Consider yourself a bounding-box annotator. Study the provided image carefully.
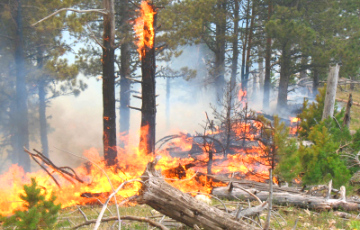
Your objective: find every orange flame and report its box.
[0,120,274,215]
[133,1,156,58]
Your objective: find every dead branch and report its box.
[32,8,108,26]
[71,215,169,230]
[94,179,143,230]
[24,148,84,184]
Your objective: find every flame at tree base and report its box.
[0,133,272,216]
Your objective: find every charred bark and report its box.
[14,0,30,172]
[102,0,117,166]
[140,7,157,155]
[136,160,256,230]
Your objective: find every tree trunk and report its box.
[230,0,239,87]
[245,0,255,93]
[240,0,250,91]
[342,93,352,128]
[37,48,49,158]
[300,57,308,79]
[166,77,170,129]
[140,7,157,155]
[276,45,290,112]
[38,80,49,158]
[263,0,272,111]
[102,0,117,166]
[313,67,320,97]
[136,161,256,230]
[15,0,30,172]
[214,0,227,97]
[119,0,131,149]
[322,64,340,120]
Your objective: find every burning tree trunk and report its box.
[102,0,117,166]
[322,64,340,120]
[136,160,257,230]
[135,2,157,155]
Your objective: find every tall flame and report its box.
[133,1,156,58]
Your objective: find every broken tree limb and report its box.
[212,186,360,211]
[71,216,169,230]
[336,98,360,106]
[236,201,269,219]
[136,160,259,230]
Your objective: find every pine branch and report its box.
[32,8,108,27]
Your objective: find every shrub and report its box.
[1,178,61,230]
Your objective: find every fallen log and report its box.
[212,186,360,211]
[337,98,360,106]
[136,159,259,230]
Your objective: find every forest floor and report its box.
[54,87,360,229]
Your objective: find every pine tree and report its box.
[1,178,61,230]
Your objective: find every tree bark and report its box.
[119,0,131,149]
[322,64,340,120]
[263,0,272,111]
[102,0,117,166]
[136,161,256,230]
[140,6,157,155]
[15,0,30,172]
[312,66,320,97]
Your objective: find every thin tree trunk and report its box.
[342,93,352,128]
[245,0,255,92]
[214,0,227,96]
[313,68,319,96]
[300,56,308,79]
[38,80,49,158]
[119,0,131,149]
[263,0,272,111]
[276,45,290,112]
[322,64,340,120]
[166,77,170,129]
[15,0,30,172]
[37,48,49,158]
[241,0,250,91]
[140,6,157,155]
[230,0,239,87]
[102,0,117,166]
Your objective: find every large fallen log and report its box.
[136,159,259,230]
[212,186,360,211]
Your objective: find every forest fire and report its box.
[0,115,273,216]
[289,116,300,135]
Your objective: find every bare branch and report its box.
[71,215,169,230]
[32,8,108,27]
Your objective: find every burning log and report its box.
[212,185,360,211]
[136,159,259,230]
